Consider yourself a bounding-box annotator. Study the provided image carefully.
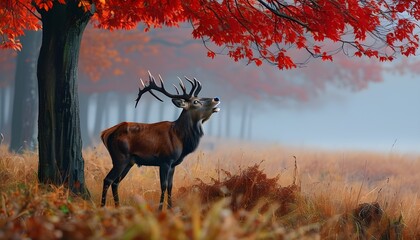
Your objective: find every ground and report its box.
[0,142,419,239]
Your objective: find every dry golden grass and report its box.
[1,142,420,239]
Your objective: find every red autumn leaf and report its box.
[321,52,333,61]
[207,51,216,59]
[313,45,321,54]
[395,3,408,13]
[254,58,263,66]
[34,0,54,11]
[379,56,387,62]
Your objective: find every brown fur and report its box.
[100,122,125,149]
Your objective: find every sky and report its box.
[235,69,420,153]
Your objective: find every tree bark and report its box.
[37,3,92,197]
[9,31,41,152]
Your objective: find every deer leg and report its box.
[101,161,128,207]
[167,167,175,209]
[101,167,118,207]
[111,163,133,207]
[158,164,171,211]
[101,175,113,207]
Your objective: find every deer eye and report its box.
[193,100,200,105]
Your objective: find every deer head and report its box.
[135,71,220,123]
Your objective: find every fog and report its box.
[251,73,420,153]
[1,27,420,153]
[49,69,420,153]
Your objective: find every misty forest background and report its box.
[2,26,419,152]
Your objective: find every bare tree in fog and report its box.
[9,31,41,152]
[0,50,16,141]
[79,92,92,147]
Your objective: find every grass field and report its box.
[1,142,419,239]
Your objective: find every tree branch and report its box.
[257,0,310,30]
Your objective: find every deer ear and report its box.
[172,99,187,108]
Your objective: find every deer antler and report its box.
[135,71,202,108]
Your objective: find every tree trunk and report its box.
[1,86,14,143]
[0,87,6,141]
[37,3,92,197]
[217,105,223,138]
[142,99,152,123]
[134,101,142,122]
[0,88,4,132]
[247,110,253,140]
[240,105,247,140]
[207,112,214,136]
[9,31,41,152]
[117,94,128,123]
[158,101,165,121]
[79,92,91,147]
[104,93,111,127]
[225,102,231,138]
[93,92,107,138]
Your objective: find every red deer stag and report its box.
[100,72,220,210]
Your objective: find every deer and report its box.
[100,72,220,210]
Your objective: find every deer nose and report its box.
[214,97,220,102]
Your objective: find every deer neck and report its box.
[174,110,203,155]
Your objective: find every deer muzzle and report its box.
[212,97,221,113]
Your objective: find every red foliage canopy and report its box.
[1,0,419,69]
[79,27,152,83]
